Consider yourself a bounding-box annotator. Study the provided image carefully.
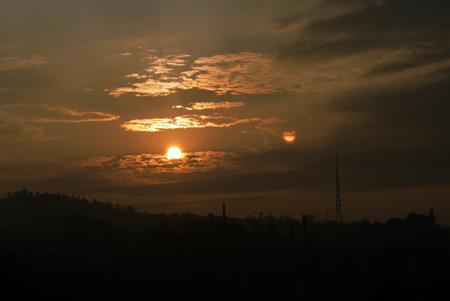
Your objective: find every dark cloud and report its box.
[320,76,450,194]
[276,0,450,75]
[276,35,403,62]
[309,0,450,40]
[331,76,450,145]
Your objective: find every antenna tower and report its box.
[335,155,343,223]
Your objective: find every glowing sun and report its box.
[283,131,296,144]
[167,147,182,159]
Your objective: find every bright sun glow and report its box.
[167,147,182,159]
[283,131,296,144]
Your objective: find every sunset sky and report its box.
[1,0,449,224]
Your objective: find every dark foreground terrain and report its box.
[1,189,449,300]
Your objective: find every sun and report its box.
[167,147,182,159]
[283,131,296,144]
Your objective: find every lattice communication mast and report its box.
[335,155,343,223]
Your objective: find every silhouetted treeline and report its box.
[0,189,449,300]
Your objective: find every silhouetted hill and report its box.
[0,188,209,231]
[1,189,449,300]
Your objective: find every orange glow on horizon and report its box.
[283,131,295,144]
[167,147,182,159]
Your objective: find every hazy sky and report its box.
[1,0,449,224]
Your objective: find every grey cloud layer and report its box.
[329,75,450,150]
[276,0,450,76]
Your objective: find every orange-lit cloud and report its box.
[124,73,148,79]
[144,66,173,74]
[106,52,132,60]
[173,102,244,110]
[140,53,190,67]
[31,151,245,187]
[23,147,305,190]
[107,52,308,97]
[108,78,187,97]
[185,52,298,95]
[109,49,396,99]
[107,52,193,97]
[121,115,260,132]
[99,150,241,175]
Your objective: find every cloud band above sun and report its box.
[121,115,260,132]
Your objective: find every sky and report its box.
[1,0,449,224]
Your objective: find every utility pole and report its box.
[335,155,343,223]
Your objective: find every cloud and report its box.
[124,73,147,79]
[108,78,187,97]
[107,52,307,97]
[363,43,450,77]
[185,52,303,95]
[140,53,190,67]
[82,150,241,175]
[0,120,59,142]
[173,102,244,110]
[0,55,48,71]
[327,74,450,153]
[273,13,303,31]
[0,104,120,142]
[10,150,246,189]
[275,0,450,77]
[144,66,173,74]
[11,147,310,192]
[121,115,260,132]
[106,52,133,60]
[106,51,194,97]
[0,104,120,123]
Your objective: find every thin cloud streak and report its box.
[0,104,120,123]
[0,104,119,142]
[173,102,244,111]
